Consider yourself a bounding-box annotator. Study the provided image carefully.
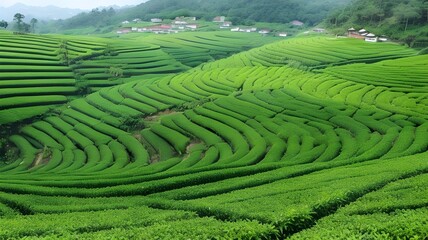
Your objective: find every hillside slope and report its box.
[60,0,351,29]
[0,36,427,239]
[325,0,428,46]
[0,31,275,125]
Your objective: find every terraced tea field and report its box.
[0,33,427,239]
[0,31,275,124]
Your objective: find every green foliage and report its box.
[0,30,271,124]
[13,13,25,32]
[61,8,116,29]
[0,20,8,29]
[0,138,19,163]
[108,65,124,78]
[120,117,146,132]
[30,18,38,33]
[105,0,351,27]
[326,0,428,43]
[174,97,214,111]
[0,33,427,240]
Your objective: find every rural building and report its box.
[231,27,240,32]
[140,24,173,34]
[116,28,132,34]
[291,20,304,26]
[220,21,232,28]
[173,20,188,25]
[185,24,198,30]
[358,29,368,35]
[347,27,386,42]
[258,29,270,34]
[239,28,251,33]
[278,32,288,37]
[176,16,197,21]
[151,18,163,23]
[131,27,138,31]
[239,27,257,33]
[347,27,365,39]
[313,28,325,33]
[347,27,357,36]
[213,16,226,22]
[121,20,130,24]
[133,18,141,23]
[365,33,378,42]
[378,35,388,42]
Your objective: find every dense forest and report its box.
[59,0,351,29]
[60,8,117,30]
[326,0,428,46]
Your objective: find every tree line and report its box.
[326,0,428,45]
[58,8,116,29]
[0,13,38,33]
[123,0,352,26]
[56,0,352,30]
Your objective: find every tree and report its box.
[403,34,416,47]
[364,2,383,24]
[393,3,420,31]
[30,18,38,33]
[23,23,31,33]
[109,66,124,77]
[13,13,25,32]
[422,0,428,22]
[0,20,8,29]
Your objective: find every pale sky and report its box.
[0,0,145,9]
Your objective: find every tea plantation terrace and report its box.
[0,35,427,239]
[0,31,275,124]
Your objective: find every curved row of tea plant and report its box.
[0,31,276,124]
[321,55,428,93]
[0,35,427,239]
[201,36,417,70]
[142,32,277,67]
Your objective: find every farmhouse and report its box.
[291,20,304,26]
[230,27,240,32]
[278,32,288,37]
[185,24,198,30]
[358,29,368,35]
[133,18,141,23]
[378,35,388,42]
[139,24,174,34]
[258,29,270,34]
[220,21,232,28]
[176,16,197,21]
[347,27,387,42]
[347,27,357,36]
[239,27,257,33]
[174,20,188,25]
[213,16,226,23]
[313,28,325,33]
[116,28,132,34]
[239,28,251,33]
[365,33,378,42]
[348,27,365,39]
[151,18,163,23]
[121,20,130,24]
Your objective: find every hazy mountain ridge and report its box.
[0,3,84,21]
[56,0,351,30]
[122,0,352,25]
